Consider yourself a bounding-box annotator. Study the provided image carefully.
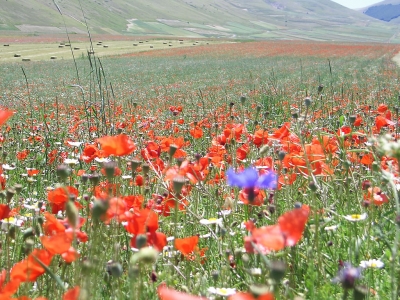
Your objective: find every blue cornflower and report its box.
[226,167,277,190]
[332,262,362,289]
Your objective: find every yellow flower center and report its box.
[351,214,361,219]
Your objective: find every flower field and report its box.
[0,40,400,299]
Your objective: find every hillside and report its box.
[0,0,400,42]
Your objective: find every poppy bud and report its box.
[6,188,15,202]
[304,97,312,107]
[211,270,219,281]
[142,164,150,175]
[173,176,186,195]
[92,200,109,221]
[269,260,286,282]
[169,144,178,158]
[130,247,158,265]
[309,181,317,192]
[103,161,117,179]
[14,184,23,194]
[24,238,35,254]
[130,159,141,172]
[278,150,286,161]
[136,234,147,249]
[57,164,71,180]
[107,261,123,278]
[256,105,262,112]
[240,95,247,104]
[22,227,35,241]
[81,174,89,184]
[89,173,100,186]
[318,84,324,93]
[66,200,79,229]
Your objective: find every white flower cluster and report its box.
[372,134,400,158]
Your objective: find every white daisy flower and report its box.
[200,218,223,225]
[344,213,367,222]
[207,287,236,297]
[360,259,384,269]
[67,141,83,147]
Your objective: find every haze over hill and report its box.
[0,0,399,42]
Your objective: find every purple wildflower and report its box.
[226,167,277,190]
[332,262,362,289]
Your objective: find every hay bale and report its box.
[139,41,144,44]
[133,43,138,46]
[3,44,9,47]
[58,45,64,48]
[22,58,31,62]
[65,44,70,46]
[163,42,167,44]
[179,39,183,42]
[14,54,21,57]
[88,51,95,54]
[98,41,102,44]
[103,45,108,48]
[60,42,65,45]
[73,47,80,50]
[150,45,153,48]
[169,44,173,47]
[50,56,57,60]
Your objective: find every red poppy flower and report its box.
[10,249,54,282]
[245,206,309,254]
[158,285,207,300]
[228,292,274,300]
[0,204,10,220]
[190,126,203,139]
[63,286,80,300]
[0,109,14,126]
[81,144,100,163]
[97,134,136,157]
[175,235,199,256]
[125,208,159,235]
[47,186,79,214]
[40,231,73,254]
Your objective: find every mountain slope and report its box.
[0,0,399,42]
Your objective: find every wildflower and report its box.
[97,134,136,157]
[344,213,367,222]
[227,167,277,189]
[359,259,384,269]
[0,108,14,126]
[332,262,362,289]
[200,218,223,225]
[244,205,309,254]
[228,292,274,300]
[227,167,276,204]
[175,235,199,256]
[67,141,83,147]
[158,285,207,300]
[208,287,236,296]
